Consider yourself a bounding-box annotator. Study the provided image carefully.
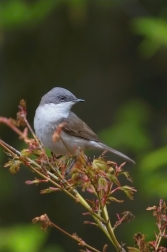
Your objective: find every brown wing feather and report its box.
[63,112,99,141]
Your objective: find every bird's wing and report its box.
[61,113,135,164]
[62,112,99,141]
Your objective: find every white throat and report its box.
[47,101,74,119]
[38,101,74,122]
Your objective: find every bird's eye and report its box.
[59,95,65,101]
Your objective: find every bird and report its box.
[34,87,135,164]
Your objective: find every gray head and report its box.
[39,87,84,106]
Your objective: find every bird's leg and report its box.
[65,154,90,177]
[65,157,76,177]
[51,152,63,161]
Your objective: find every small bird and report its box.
[34,87,135,164]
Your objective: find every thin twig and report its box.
[0,139,21,157]
[0,117,28,141]
[50,221,101,252]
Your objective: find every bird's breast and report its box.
[33,104,88,154]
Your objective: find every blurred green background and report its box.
[0,0,167,251]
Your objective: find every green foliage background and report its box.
[0,0,167,251]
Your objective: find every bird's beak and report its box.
[76,98,85,102]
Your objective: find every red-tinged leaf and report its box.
[148,241,156,247]
[4,151,13,157]
[92,159,107,170]
[97,177,108,192]
[106,160,116,166]
[52,122,66,142]
[32,150,43,156]
[127,247,140,252]
[19,99,27,110]
[82,212,91,216]
[108,174,120,186]
[40,187,60,194]
[146,206,157,211]
[133,233,148,251]
[9,118,18,126]
[102,244,108,252]
[121,211,135,223]
[86,169,95,177]
[49,187,60,191]
[114,211,135,229]
[72,233,80,239]
[25,180,39,185]
[8,160,21,174]
[21,149,31,157]
[4,160,13,167]
[72,234,86,247]
[121,171,133,182]
[25,178,48,185]
[107,166,115,173]
[84,221,98,226]
[116,162,126,173]
[109,197,124,203]
[17,100,27,126]
[120,186,137,200]
[32,214,50,232]
[86,187,95,193]
[40,189,52,194]
[78,241,86,247]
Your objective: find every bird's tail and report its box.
[100,143,135,164]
